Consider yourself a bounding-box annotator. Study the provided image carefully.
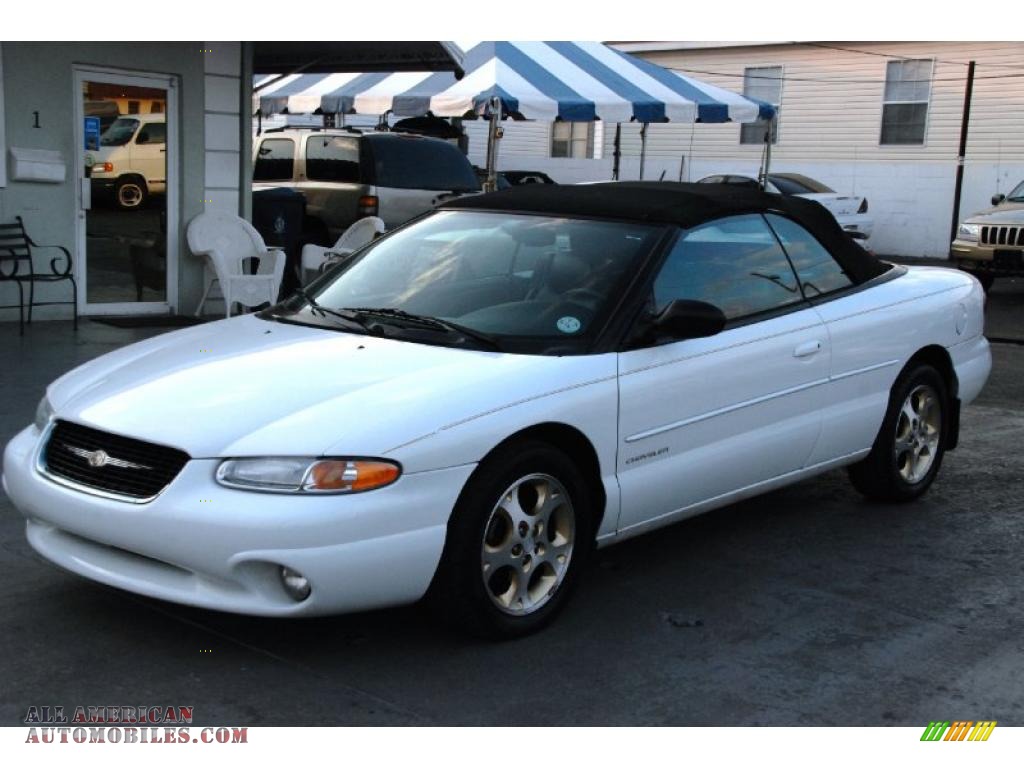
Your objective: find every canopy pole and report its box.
[612,123,621,181]
[484,96,503,193]
[638,122,649,180]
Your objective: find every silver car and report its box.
[253,128,481,241]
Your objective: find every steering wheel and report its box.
[561,287,604,306]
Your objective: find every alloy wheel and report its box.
[894,384,941,484]
[480,473,575,616]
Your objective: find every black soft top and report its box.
[442,181,888,284]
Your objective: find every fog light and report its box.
[280,566,311,601]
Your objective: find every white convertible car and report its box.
[3,183,991,638]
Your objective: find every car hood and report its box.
[46,315,602,460]
[965,202,1024,224]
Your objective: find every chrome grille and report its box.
[42,420,190,501]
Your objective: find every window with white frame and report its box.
[740,65,782,145]
[551,121,594,158]
[880,59,933,145]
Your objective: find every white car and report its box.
[2,183,990,638]
[697,173,874,239]
[89,114,166,210]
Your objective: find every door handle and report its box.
[793,340,823,358]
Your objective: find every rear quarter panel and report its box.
[806,265,985,464]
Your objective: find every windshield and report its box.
[1007,180,1024,202]
[100,118,139,147]
[274,210,665,353]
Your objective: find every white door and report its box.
[74,68,178,315]
[616,214,830,535]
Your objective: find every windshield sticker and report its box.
[556,316,581,334]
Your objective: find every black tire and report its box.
[115,176,148,210]
[429,440,595,639]
[848,364,949,502]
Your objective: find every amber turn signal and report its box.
[305,459,400,492]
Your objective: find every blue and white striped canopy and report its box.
[256,41,775,124]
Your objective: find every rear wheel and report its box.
[430,440,594,639]
[848,364,948,502]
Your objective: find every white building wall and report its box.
[203,42,241,214]
[606,41,1024,258]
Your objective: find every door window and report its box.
[253,138,295,181]
[652,214,802,320]
[766,214,853,297]
[135,123,165,145]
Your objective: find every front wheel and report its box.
[848,364,948,502]
[430,441,594,639]
[115,177,148,210]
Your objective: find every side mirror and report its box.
[992,193,1006,206]
[653,299,727,340]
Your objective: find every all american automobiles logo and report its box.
[23,705,247,745]
[920,720,997,741]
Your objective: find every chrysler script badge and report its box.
[64,445,151,471]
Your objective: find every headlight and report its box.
[34,396,54,432]
[958,223,980,241]
[215,457,401,494]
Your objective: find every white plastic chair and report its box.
[187,212,287,317]
[300,216,385,282]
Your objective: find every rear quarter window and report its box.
[253,138,295,181]
[305,135,362,183]
[367,137,479,192]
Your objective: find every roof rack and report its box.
[261,125,365,135]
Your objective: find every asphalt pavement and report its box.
[0,277,1021,726]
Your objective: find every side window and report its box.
[136,123,165,145]
[653,214,802,321]
[305,135,361,183]
[369,138,479,192]
[253,138,295,181]
[766,214,853,297]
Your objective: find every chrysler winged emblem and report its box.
[64,445,151,471]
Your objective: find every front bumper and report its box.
[90,178,117,195]
[3,425,474,616]
[952,239,1024,276]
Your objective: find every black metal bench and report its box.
[0,216,78,334]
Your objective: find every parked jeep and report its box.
[952,179,1024,291]
[88,114,166,210]
[252,128,480,242]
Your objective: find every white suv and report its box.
[88,114,166,210]
[253,128,480,241]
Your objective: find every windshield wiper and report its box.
[290,289,373,331]
[343,307,503,351]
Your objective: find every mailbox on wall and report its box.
[8,147,66,183]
